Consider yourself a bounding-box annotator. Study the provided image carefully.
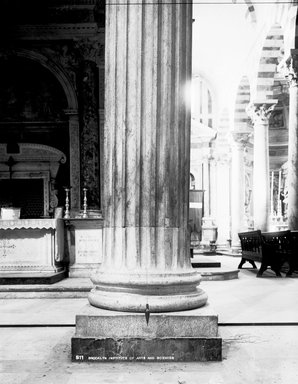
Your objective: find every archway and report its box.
[0,56,74,216]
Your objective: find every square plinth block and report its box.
[71,304,222,362]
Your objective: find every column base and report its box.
[89,270,208,312]
[71,304,222,362]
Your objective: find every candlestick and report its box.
[82,187,88,218]
[277,170,282,216]
[64,187,71,219]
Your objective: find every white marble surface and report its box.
[0,326,298,384]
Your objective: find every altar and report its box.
[0,218,65,284]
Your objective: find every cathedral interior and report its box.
[0,0,298,382]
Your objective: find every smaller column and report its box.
[202,156,210,217]
[230,133,247,249]
[200,149,218,250]
[215,155,231,247]
[247,101,277,231]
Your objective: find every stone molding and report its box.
[5,24,104,40]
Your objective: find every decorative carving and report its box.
[49,179,59,215]
[230,131,252,150]
[0,143,66,164]
[246,102,277,124]
[74,38,104,64]
[279,50,298,87]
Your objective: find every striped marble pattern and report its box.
[256,25,284,100]
[234,76,251,132]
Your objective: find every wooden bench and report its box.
[260,230,291,277]
[238,230,262,271]
[238,230,293,277]
[287,230,298,276]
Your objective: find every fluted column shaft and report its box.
[247,102,277,231]
[89,0,207,312]
[286,50,298,230]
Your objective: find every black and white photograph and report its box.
[0,0,298,383]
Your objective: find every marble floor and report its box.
[0,259,298,383]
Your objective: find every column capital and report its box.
[246,101,277,125]
[278,49,298,88]
[230,131,251,149]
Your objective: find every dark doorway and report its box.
[0,179,44,218]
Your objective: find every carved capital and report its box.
[246,101,277,125]
[74,38,104,64]
[230,131,252,149]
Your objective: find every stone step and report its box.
[191,255,239,281]
[200,269,239,281]
[192,261,221,268]
[0,271,67,285]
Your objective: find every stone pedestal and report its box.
[88,0,207,313]
[67,218,103,278]
[72,305,222,362]
[0,219,65,283]
[247,102,277,231]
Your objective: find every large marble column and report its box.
[89,0,207,313]
[230,133,247,248]
[247,102,277,231]
[286,50,298,230]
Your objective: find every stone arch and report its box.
[255,24,285,101]
[243,0,257,24]
[282,3,298,54]
[0,48,81,210]
[191,74,217,129]
[3,48,78,111]
[234,76,251,131]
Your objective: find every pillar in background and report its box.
[286,50,298,230]
[230,133,247,248]
[89,0,207,312]
[247,102,277,231]
[215,156,231,246]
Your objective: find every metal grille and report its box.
[0,179,44,218]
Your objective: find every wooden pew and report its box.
[259,230,291,277]
[238,230,261,270]
[287,230,298,276]
[238,230,292,277]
